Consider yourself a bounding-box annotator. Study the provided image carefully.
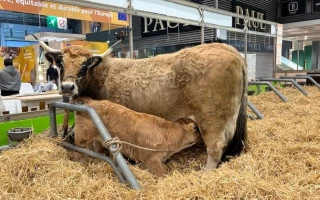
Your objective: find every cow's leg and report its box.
[62,109,70,138]
[200,119,231,169]
[144,156,168,177]
[222,105,241,161]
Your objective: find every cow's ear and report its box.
[87,56,103,71]
[45,52,63,67]
[45,52,55,64]
[78,56,103,77]
[45,52,62,63]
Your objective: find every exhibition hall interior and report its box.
[0,1,319,199]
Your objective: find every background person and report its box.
[42,79,57,92]
[0,58,21,96]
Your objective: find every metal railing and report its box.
[279,76,320,90]
[247,99,264,120]
[259,78,308,97]
[49,102,141,190]
[248,81,288,102]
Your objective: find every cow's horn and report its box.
[31,34,61,53]
[93,39,122,58]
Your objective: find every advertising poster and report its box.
[0,46,36,83]
[63,41,109,54]
[0,1,128,24]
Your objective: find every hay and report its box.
[1,86,320,199]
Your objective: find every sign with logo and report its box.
[47,16,67,29]
[118,12,127,21]
[0,0,128,25]
[232,0,267,32]
[141,17,200,38]
[280,0,306,17]
[312,0,320,13]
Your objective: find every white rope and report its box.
[104,137,198,153]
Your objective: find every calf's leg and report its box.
[93,140,105,154]
[144,156,168,177]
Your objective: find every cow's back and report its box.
[99,43,245,121]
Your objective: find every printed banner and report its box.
[63,41,109,54]
[0,0,129,24]
[0,45,36,83]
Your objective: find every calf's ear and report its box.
[186,123,197,132]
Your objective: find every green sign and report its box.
[47,16,67,29]
[47,16,57,28]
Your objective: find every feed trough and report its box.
[7,127,33,142]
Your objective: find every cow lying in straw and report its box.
[67,96,200,177]
[34,35,247,169]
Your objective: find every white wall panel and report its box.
[203,11,232,27]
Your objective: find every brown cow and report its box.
[68,96,200,177]
[34,35,247,170]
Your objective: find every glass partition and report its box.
[280,40,315,71]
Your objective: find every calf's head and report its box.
[32,35,121,97]
[175,118,200,148]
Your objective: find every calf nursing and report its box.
[69,97,200,177]
[34,34,247,169]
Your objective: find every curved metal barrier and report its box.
[49,102,141,190]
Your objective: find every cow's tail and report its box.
[220,59,248,163]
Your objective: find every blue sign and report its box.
[118,12,127,21]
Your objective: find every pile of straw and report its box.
[0,86,319,199]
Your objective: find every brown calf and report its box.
[65,97,200,177]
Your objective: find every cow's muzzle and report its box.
[60,82,78,97]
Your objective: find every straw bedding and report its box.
[0,86,319,199]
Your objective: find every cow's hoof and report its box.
[204,160,219,170]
